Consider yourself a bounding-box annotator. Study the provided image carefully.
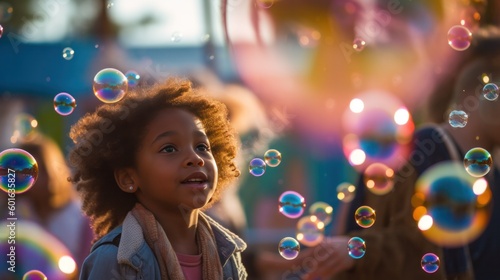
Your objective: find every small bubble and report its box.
[308,201,333,225]
[22,270,47,280]
[278,237,300,260]
[449,110,468,128]
[355,206,376,228]
[256,0,274,8]
[421,253,440,273]
[352,38,366,52]
[279,190,306,219]
[447,25,472,51]
[0,148,39,194]
[93,68,128,103]
[54,92,77,116]
[464,147,492,177]
[0,25,3,38]
[348,237,366,259]
[125,70,140,88]
[482,83,499,101]
[296,215,324,246]
[264,149,282,167]
[249,158,266,176]
[62,47,75,60]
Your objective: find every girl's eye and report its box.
[197,144,210,152]
[161,145,177,153]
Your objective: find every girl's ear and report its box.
[114,168,139,193]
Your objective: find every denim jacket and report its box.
[80,211,247,280]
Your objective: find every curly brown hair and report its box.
[68,78,240,239]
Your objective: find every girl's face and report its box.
[132,108,218,212]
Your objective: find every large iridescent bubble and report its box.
[0,149,38,194]
[413,162,490,247]
[279,190,306,219]
[93,68,128,103]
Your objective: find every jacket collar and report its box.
[94,211,247,268]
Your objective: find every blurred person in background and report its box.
[0,132,94,279]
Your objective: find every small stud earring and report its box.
[129,186,134,191]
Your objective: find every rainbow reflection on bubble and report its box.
[355,206,376,228]
[278,237,300,260]
[482,83,499,101]
[264,149,282,167]
[22,270,47,280]
[53,92,76,116]
[464,147,492,178]
[0,149,38,194]
[447,25,472,51]
[337,182,356,203]
[348,237,366,259]
[296,215,324,247]
[342,91,414,172]
[249,158,266,176]
[0,221,76,279]
[10,113,38,144]
[308,201,333,225]
[363,162,394,195]
[414,162,490,247]
[125,70,141,88]
[421,253,440,273]
[279,190,306,219]
[93,68,128,103]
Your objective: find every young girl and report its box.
[69,78,247,279]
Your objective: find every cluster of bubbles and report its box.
[278,237,300,260]
[482,83,499,101]
[348,237,366,259]
[447,25,472,51]
[355,206,376,228]
[93,68,129,103]
[279,190,306,219]
[248,149,282,177]
[448,110,468,128]
[464,147,492,177]
[0,149,38,194]
[53,92,76,116]
[62,47,75,60]
[421,253,440,273]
